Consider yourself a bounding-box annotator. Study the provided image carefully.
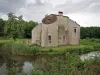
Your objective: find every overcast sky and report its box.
[0,0,100,27]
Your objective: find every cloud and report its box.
[55,0,100,14]
[0,0,100,26]
[16,0,55,22]
[0,0,27,14]
[53,0,100,26]
[68,13,100,26]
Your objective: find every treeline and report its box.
[0,13,100,39]
[0,12,38,39]
[81,27,100,39]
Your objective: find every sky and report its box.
[0,0,100,27]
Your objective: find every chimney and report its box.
[58,11,63,16]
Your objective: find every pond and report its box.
[0,50,100,75]
[0,53,62,75]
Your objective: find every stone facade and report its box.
[32,12,80,47]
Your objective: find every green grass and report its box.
[0,38,100,55]
[41,38,100,54]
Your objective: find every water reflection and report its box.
[0,51,61,75]
[0,63,6,75]
[23,61,33,74]
[80,51,100,61]
[0,54,34,75]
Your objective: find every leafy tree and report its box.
[4,12,25,40]
[80,27,100,39]
[24,21,38,38]
[17,15,25,38]
[0,18,5,37]
[4,12,38,39]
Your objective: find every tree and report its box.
[0,18,5,37]
[24,21,38,38]
[4,12,25,40]
[80,27,100,39]
[4,12,38,39]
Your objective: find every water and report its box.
[1,50,100,75]
[80,51,100,61]
[0,56,33,75]
[0,53,61,75]
[23,61,33,74]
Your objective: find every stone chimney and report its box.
[58,11,63,16]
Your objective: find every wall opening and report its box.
[63,36,65,40]
[48,35,51,43]
[74,28,76,33]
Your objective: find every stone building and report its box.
[32,12,80,47]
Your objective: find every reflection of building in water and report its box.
[32,11,80,47]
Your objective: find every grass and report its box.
[41,38,100,54]
[0,38,100,55]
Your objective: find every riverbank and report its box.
[0,38,100,55]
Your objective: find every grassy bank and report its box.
[0,38,100,55]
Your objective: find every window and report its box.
[63,36,65,40]
[74,28,76,33]
[48,36,51,40]
[48,35,51,43]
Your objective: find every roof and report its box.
[42,14,57,24]
[42,14,80,26]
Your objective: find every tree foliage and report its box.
[1,12,100,39]
[24,21,38,38]
[81,27,100,39]
[1,12,38,39]
[0,18,5,37]
[4,12,25,40]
